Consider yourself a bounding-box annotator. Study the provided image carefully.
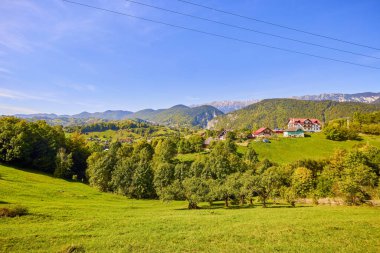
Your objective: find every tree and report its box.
[54,148,73,179]
[153,162,175,198]
[244,144,259,167]
[338,165,377,205]
[86,143,120,191]
[154,139,177,162]
[177,139,192,154]
[131,162,155,199]
[110,158,135,196]
[66,133,90,180]
[291,167,314,198]
[226,172,246,205]
[182,177,211,209]
[255,167,283,207]
[324,124,359,141]
[188,135,204,153]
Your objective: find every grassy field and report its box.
[241,133,380,164]
[177,133,380,164]
[1,165,380,252]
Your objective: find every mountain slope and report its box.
[292,92,380,104]
[373,97,380,104]
[192,100,260,113]
[127,105,223,128]
[72,110,133,120]
[208,99,380,130]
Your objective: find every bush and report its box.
[0,205,28,217]
[60,244,85,253]
[324,125,359,141]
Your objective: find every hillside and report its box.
[192,100,260,113]
[177,133,380,164]
[127,105,224,128]
[72,110,133,120]
[208,99,380,130]
[1,164,380,252]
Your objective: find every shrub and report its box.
[0,205,28,217]
[324,125,359,141]
[60,244,85,253]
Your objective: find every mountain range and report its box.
[292,92,380,103]
[207,98,380,130]
[191,100,259,113]
[15,105,223,128]
[13,91,380,129]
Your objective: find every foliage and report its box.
[128,104,224,128]
[323,124,359,141]
[54,148,74,179]
[210,99,380,130]
[291,167,314,198]
[0,205,28,217]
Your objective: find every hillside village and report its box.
[210,118,322,145]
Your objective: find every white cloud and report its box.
[58,83,96,92]
[0,104,39,115]
[0,88,64,104]
[0,88,43,100]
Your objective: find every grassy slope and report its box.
[1,165,380,252]
[237,133,380,164]
[177,134,380,164]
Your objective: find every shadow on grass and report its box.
[174,202,313,210]
[0,162,87,184]
[0,200,10,204]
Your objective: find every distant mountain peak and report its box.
[292,92,380,104]
[192,100,260,113]
[170,104,189,109]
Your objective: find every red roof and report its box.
[288,118,320,124]
[253,127,273,135]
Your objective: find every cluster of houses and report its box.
[252,118,322,138]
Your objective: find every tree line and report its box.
[0,117,90,180]
[1,116,379,209]
[87,138,380,208]
[324,111,380,141]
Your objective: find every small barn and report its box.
[283,128,305,137]
[252,127,274,137]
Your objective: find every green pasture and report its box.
[1,165,379,252]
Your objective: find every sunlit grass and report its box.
[1,164,380,252]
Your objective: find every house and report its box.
[252,127,274,137]
[273,128,284,134]
[283,128,305,137]
[287,118,321,132]
[218,130,228,140]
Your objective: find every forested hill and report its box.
[126,105,224,128]
[207,99,380,130]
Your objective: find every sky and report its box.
[0,0,379,115]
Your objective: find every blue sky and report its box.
[0,0,379,115]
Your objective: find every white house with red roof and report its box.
[252,127,274,137]
[287,118,321,132]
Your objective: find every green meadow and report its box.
[177,133,380,164]
[1,164,380,253]
[243,133,380,163]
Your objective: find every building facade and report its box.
[287,118,321,132]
